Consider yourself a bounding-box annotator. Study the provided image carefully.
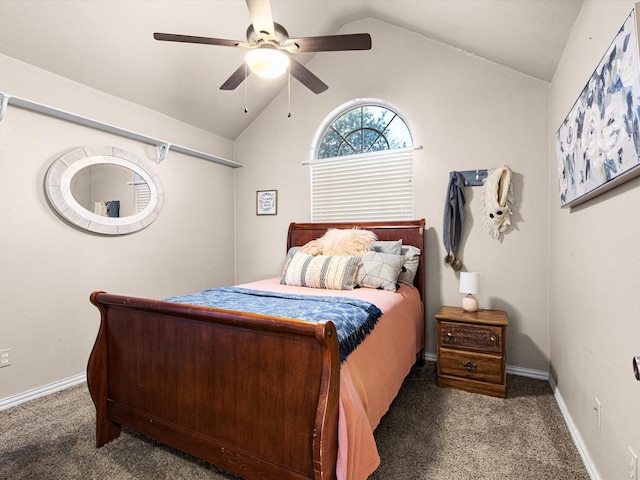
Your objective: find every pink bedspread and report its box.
[238,278,425,480]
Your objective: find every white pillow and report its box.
[398,245,421,286]
[372,239,403,255]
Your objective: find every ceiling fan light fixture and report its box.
[246,48,289,79]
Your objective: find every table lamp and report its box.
[459,272,480,312]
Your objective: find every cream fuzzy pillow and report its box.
[299,228,378,256]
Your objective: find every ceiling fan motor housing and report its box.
[246,22,295,50]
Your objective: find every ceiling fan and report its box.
[153,0,372,94]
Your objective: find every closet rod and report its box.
[0,92,243,168]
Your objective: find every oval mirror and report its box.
[69,163,151,216]
[45,146,164,235]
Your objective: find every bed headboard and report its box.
[287,219,426,304]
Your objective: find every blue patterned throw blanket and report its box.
[165,287,382,362]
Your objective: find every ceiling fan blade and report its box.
[220,64,249,90]
[287,33,372,53]
[246,0,275,38]
[154,32,248,48]
[289,58,328,94]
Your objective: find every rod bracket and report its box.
[156,143,170,163]
[0,93,9,122]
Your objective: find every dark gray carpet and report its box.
[0,362,589,479]
[369,363,589,480]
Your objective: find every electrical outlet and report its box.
[594,397,601,429]
[630,447,638,480]
[0,348,11,368]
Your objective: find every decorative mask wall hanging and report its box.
[481,165,514,239]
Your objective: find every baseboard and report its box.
[549,375,601,480]
[0,373,86,411]
[424,352,437,362]
[506,364,549,380]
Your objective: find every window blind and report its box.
[310,148,414,222]
[132,174,151,213]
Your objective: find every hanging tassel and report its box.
[287,65,292,118]
[244,62,248,114]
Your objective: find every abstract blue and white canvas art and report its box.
[556,9,640,207]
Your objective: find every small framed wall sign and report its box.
[256,190,278,215]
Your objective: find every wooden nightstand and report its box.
[435,306,508,398]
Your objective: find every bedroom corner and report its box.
[0,52,237,404]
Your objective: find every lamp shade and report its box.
[246,48,289,79]
[459,272,480,295]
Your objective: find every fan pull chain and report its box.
[287,65,292,118]
[244,62,248,114]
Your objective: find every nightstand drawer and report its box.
[439,321,502,353]
[438,347,504,384]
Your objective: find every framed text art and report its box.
[556,8,640,208]
[256,190,277,215]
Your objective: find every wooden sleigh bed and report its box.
[87,219,426,480]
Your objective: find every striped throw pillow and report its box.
[281,252,361,290]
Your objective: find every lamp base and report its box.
[462,294,479,312]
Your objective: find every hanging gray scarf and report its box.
[442,171,465,270]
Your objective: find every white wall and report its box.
[0,54,237,399]
[234,18,551,372]
[550,1,640,479]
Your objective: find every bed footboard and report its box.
[87,292,340,480]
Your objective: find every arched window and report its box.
[309,99,414,222]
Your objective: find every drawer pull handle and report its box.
[490,336,496,343]
[447,332,453,338]
[462,361,477,371]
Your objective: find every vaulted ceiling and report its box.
[0,0,583,140]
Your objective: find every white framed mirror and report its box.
[45,146,164,235]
